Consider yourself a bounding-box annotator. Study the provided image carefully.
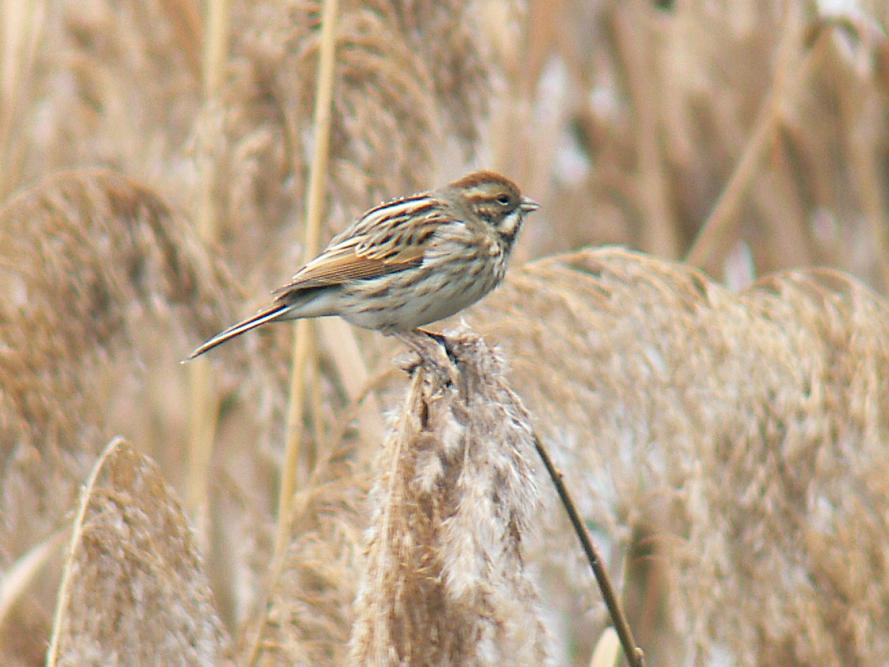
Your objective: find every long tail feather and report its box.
[185,303,291,360]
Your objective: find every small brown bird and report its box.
[187,170,538,360]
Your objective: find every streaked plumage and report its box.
[187,170,538,359]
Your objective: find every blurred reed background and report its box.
[2,0,889,665]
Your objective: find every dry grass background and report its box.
[2,0,889,665]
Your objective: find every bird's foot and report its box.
[416,329,460,365]
[394,330,459,387]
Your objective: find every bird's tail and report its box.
[185,303,292,360]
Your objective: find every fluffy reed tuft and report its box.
[256,454,368,664]
[468,246,889,665]
[0,169,229,446]
[0,169,235,607]
[350,333,551,666]
[224,0,508,254]
[47,438,228,666]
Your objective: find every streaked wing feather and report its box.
[273,196,450,296]
[273,245,422,293]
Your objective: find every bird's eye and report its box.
[496,194,511,206]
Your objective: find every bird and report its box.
[186,170,539,361]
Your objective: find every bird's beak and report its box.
[520,197,540,213]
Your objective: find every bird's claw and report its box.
[394,331,460,387]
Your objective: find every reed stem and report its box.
[186,0,231,551]
[247,0,340,661]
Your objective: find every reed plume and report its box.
[468,246,889,664]
[252,453,368,664]
[46,438,228,666]
[350,333,551,666]
[0,170,236,656]
[223,0,509,259]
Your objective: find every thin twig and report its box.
[275,0,339,560]
[532,432,646,667]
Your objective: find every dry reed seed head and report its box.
[351,332,551,666]
[228,0,434,215]
[0,314,105,556]
[0,168,247,613]
[0,169,231,344]
[0,167,241,422]
[380,0,497,148]
[465,246,889,665]
[5,1,201,199]
[48,438,228,666]
[498,1,889,285]
[223,0,513,264]
[259,469,369,664]
[0,167,245,456]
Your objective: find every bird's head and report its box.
[447,170,539,245]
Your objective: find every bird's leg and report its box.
[393,330,458,386]
[416,328,459,364]
[394,330,450,366]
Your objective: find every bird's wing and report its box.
[273,195,451,295]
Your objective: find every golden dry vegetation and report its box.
[2,1,889,665]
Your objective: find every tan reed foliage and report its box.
[349,332,551,666]
[0,169,238,658]
[1,0,513,276]
[510,2,889,289]
[8,1,889,665]
[466,246,889,665]
[250,445,368,664]
[18,0,889,297]
[46,437,228,666]
[223,0,504,249]
[5,191,888,665]
[0,169,229,347]
[3,1,201,196]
